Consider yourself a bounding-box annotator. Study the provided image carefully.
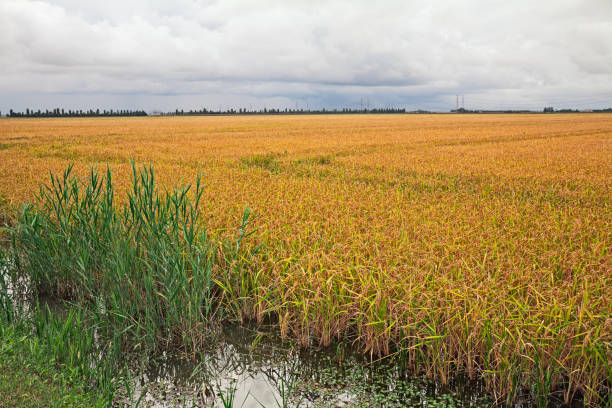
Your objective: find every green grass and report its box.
[0,321,105,408]
[241,153,281,172]
[295,154,333,166]
[0,251,117,407]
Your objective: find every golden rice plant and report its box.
[0,113,610,405]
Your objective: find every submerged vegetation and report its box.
[0,114,610,406]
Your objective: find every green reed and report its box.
[8,163,253,354]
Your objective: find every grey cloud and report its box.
[0,0,611,111]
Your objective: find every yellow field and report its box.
[0,114,610,403]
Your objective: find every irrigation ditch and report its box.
[114,323,498,407]
[0,278,505,408]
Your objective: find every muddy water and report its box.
[120,324,493,408]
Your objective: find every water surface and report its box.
[121,324,493,408]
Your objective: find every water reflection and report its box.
[122,325,493,408]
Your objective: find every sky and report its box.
[1,0,611,113]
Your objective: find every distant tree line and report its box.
[6,108,147,117]
[450,107,612,114]
[2,106,610,118]
[169,107,406,116]
[451,108,534,114]
[543,107,582,113]
[544,107,612,113]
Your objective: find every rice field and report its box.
[0,114,610,405]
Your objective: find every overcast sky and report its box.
[1,0,611,112]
